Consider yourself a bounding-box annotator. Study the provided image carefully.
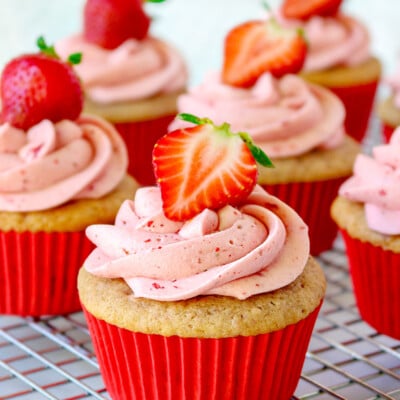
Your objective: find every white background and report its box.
[0,0,399,91]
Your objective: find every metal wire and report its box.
[0,120,399,399]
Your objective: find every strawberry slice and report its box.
[222,19,307,88]
[281,0,343,20]
[153,114,273,221]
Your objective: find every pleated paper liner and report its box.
[327,80,379,143]
[114,114,175,186]
[341,229,400,340]
[0,230,94,316]
[261,177,346,255]
[83,302,322,400]
[381,122,396,143]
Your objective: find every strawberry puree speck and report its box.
[0,114,127,211]
[339,127,400,234]
[170,72,345,158]
[56,36,187,104]
[84,185,310,301]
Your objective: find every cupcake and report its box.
[377,60,400,142]
[277,0,382,142]
[170,18,360,255]
[56,0,188,185]
[78,116,326,400]
[0,38,137,316]
[331,127,400,340]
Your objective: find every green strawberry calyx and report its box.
[178,113,274,168]
[36,36,82,65]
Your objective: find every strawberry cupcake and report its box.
[170,19,360,255]
[78,115,326,400]
[377,61,400,142]
[0,38,137,316]
[56,0,188,185]
[331,127,400,340]
[277,0,381,142]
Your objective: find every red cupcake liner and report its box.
[381,122,396,143]
[261,177,346,255]
[341,229,400,340]
[0,230,94,316]
[114,114,176,186]
[83,301,321,400]
[329,80,379,142]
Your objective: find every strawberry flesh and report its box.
[153,123,258,221]
[281,0,343,20]
[83,0,150,49]
[1,54,83,130]
[222,20,307,88]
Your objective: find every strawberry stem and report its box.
[239,132,274,168]
[37,36,59,59]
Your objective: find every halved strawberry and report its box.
[222,19,307,88]
[1,37,83,131]
[281,0,343,20]
[83,0,151,49]
[153,114,273,221]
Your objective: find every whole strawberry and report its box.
[83,0,151,49]
[1,37,83,131]
[281,0,343,21]
[153,114,273,221]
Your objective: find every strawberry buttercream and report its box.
[84,185,309,301]
[277,13,370,72]
[55,36,187,104]
[339,127,400,235]
[170,72,345,158]
[0,114,127,211]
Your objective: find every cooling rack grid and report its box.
[0,119,399,400]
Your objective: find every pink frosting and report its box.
[277,13,370,72]
[170,72,345,158]
[386,62,400,108]
[0,114,127,212]
[84,185,309,301]
[339,127,400,235]
[55,35,187,103]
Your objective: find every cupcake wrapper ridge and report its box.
[0,230,94,316]
[262,178,346,255]
[83,302,322,400]
[114,114,176,186]
[329,80,379,143]
[341,229,400,340]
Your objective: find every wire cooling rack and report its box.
[0,118,399,400]
[0,239,399,400]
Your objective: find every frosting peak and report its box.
[170,72,345,158]
[84,185,310,301]
[339,128,400,235]
[56,35,187,104]
[0,115,127,212]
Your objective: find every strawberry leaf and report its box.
[178,113,211,125]
[68,53,82,65]
[36,36,59,59]
[239,132,274,167]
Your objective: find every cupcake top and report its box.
[170,17,346,159]
[277,0,371,72]
[83,115,310,301]
[339,127,400,235]
[56,0,187,105]
[0,38,128,212]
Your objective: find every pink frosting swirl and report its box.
[277,13,370,72]
[56,35,187,104]
[84,185,309,301]
[339,127,400,235]
[0,114,127,211]
[170,72,345,158]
